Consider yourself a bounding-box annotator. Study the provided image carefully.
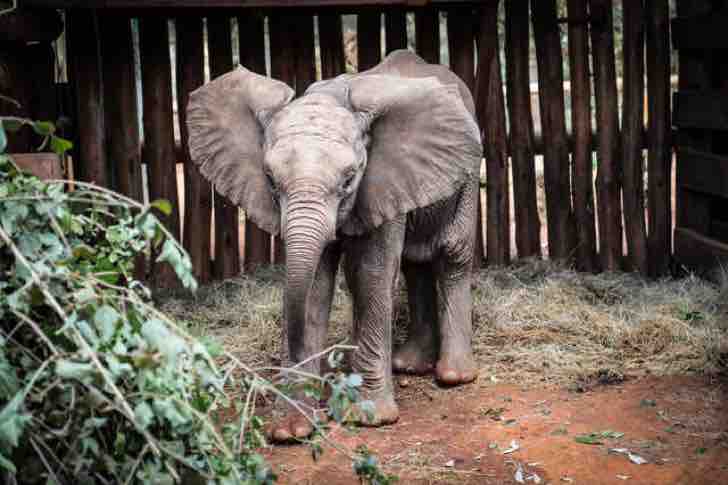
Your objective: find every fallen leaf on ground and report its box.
[503,440,520,454]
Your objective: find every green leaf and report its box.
[2,117,26,133]
[0,122,6,153]
[55,360,96,381]
[50,135,73,157]
[150,199,172,216]
[575,433,603,445]
[0,394,31,450]
[31,121,55,136]
[94,305,120,343]
[0,453,16,473]
[134,401,155,429]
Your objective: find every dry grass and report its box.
[159,260,728,386]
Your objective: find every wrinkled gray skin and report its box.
[187,50,482,442]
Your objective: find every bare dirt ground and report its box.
[262,375,728,485]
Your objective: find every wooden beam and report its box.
[23,0,488,8]
[139,16,182,287]
[566,0,597,272]
[176,15,213,283]
[357,10,382,71]
[621,0,648,275]
[208,14,241,280]
[67,9,109,187]
[676,147,728,199]
[478,0,509,266]
[646,0,672,277]
[238,11,272,270]
[532,0,576,262]
[506,0,541,260]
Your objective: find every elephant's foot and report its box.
[435,352,478,386]
[347,394,400,427]
[393,341,437,375]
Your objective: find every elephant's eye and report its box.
[342,172,356,193]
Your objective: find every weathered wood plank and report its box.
[646,0,673,277]
[674,227,728,274]
[385,8,407,53]
[356,11,382,71]
[100,15,142,200]
[238,11,272,269]
[478,0,509,266]
[589,0,622,271]
[672,11,728,50]
[566,0,597,272]
[208,15,241,279]
[621,0,648,274]
[414,7,439,64]
[67,9,109,187]
[139,16,182,287]
[673,91,728,130]
[319,12,347,78]
[25,0,489,8]
[454,4,483,265]
[506,0,541,260]
[676,147,728,198]
[24,43,58,147]
[176,16,213,282]
[0,42,32,153]
[532,0,576,262]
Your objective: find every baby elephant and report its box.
[187,50,482,442]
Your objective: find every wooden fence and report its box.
[4,0,676,287]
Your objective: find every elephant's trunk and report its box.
[282,188,336,367]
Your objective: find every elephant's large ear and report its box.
[187,66,294,235]
[341,74,482,235]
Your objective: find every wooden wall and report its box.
[6,0,683,286]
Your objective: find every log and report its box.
[505,0,541,259]
[477,1,509,266]
[385,8,407,53]
[99,15,142,200]
[566,0,597,272]
[451,6,483,265]
[0,8,64,43]
[139,16,182,287]
[621,0,648,275]
[357,11,382,71]
[319,12,346,78]
[532,0,576,262]
[67,9,109,187]
[414,7,439,64]
[238,11,272,269]
[208,14,241,280]
[176,16,213,282]
[589,0,622,271]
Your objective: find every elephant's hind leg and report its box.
[271,243,341,443]
[393,262,439,375]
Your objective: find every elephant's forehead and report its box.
[267,97,360,146]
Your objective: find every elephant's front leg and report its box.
[271,243,341,442]
[344,219,405,426]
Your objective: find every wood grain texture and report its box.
[532,0,576,262]
[176,16,213,282]
[238,11,273,269]
[67,9,109,187]
[506,0,541,260]
[621,0,648,274]
[319,12,347,78]
[566,0,597,272]
[139,16,182,287]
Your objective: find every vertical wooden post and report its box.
[207,15,241,280]
[319,12,346,78]
[139,16,182,287]
[357,11,382,71]
[415,7,439,64]
[531,0,576,262]
[621,0,648,274]
[505,0,541,259]
[567,0,598,272]
[25,43,58,139]
[385,9,407,54]
[0,43,32,153]
[646,0,673,277]
[450,6,484,265]
[589,0,623,271]
[475,1,509,266]
[176,16,213,283]
[100,15,142,201]
[239,11,272,270]
[67,9,109,187]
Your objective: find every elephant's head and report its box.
[187,50,481,360]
